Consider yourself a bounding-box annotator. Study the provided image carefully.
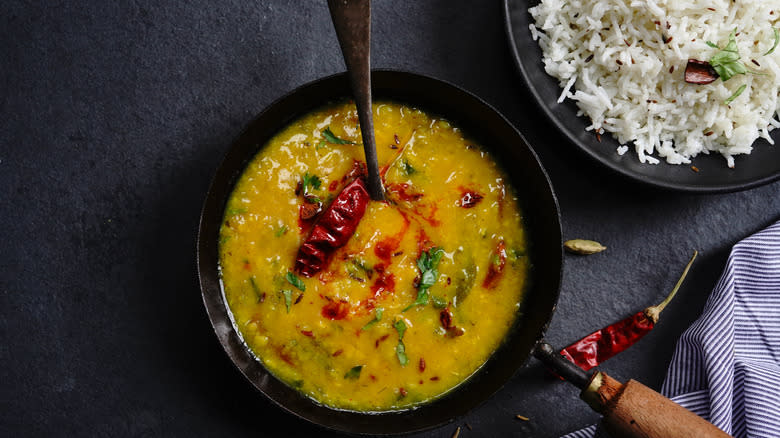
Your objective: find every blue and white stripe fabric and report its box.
[563,220,780,438]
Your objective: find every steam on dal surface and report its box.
[218,101,530,411]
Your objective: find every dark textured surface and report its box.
[1,1,778,437]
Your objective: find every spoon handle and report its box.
[328,0,385,201]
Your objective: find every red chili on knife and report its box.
[560,251,697,371]
[295,177,370,277]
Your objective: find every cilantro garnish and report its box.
[707,30,748,81]
[286,272,305,291]
[401,159,416,175]
[344,365,363,379]
[281,289,293,313]
[431,295,447,309]
[302,172,322,192]
[249,277,263,302]
[404,247,445,311]
[394,319,409,366]
[361,308,383,331]
[765,28,779,56]
[322,127,355,145]
[724,84,747,105]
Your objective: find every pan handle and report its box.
[533,342,731,438]
[533,342,591,389]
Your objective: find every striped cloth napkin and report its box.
[564,220,780,438]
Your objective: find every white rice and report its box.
[529,0,780,167]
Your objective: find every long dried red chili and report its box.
[560,251,697,371]
[294,177,369,277]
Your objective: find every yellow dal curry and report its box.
[219,101,530,411]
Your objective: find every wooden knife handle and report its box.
[581,372,731,438]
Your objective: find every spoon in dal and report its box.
[327,0,385,201]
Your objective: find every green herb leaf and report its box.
[281,289,293,313]
[430,248,444,264]
[709,30,748,82]
[432,295,448,309]
[724,84,747,105]
[274,225,288,237]
[405,247,445,311]
[508,248,526,261]
[394,319,409,366]
[420,270,437,288]
[403,288,429,312]
[401,159,416,175]
[765,28,779,56]
[344,365,363,379]
[361,308,383,331]
[396,342,409,366]
[394,319,407,340]
[249,277,263,302]
[416,252,429,273]
[705,41,720,49]
[302,172,322,191]
[322,127,355,145]
[286,272,306,291]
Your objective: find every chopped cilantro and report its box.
[724,84,747,105]
[404,247,445,311]
[274,225,288,237]
[344,365,363,379]
[432,295,448,309]
[281,289,293,313]
[394,319,407,340]
[765,28,779,56]
[361,308,383,331]
[401,159,416,175]
[708,30,749,81]
[394,319,409,366]
[249,277,263,302]
[302,172,322,191]
[322,127,355,145]
[396,342,408,366]
[509,248,526,261]
[286,272,305,291]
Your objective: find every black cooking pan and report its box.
[196,70,562,434]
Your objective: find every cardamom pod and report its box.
[564,239,607,255]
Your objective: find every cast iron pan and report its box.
[197,70,562,435]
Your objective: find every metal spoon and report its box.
[327,0,385,201]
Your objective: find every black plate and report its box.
[196,70,562,434]
[504,0,780,193]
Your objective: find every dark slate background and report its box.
[1,1,778,437]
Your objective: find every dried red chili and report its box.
[458,189,483,208]
[439,306,465,337]
[684,59,718,84]
[295,177,369,277]
[482,240,507,289]
[560,251,697,371]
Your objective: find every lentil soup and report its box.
[219,101,530,411]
